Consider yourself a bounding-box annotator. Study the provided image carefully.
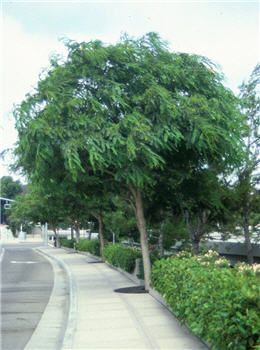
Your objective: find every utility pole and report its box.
[0,197,15,226]
[44,222,48,246]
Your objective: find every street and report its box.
[0,243,54,350]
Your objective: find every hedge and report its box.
[75,239,100,256]
[151,251,260,350]
[104,244,142,273]
[60,238,76,248]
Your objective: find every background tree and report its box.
[231,64,260,263]
[179,169,227,254]
[103,195,137,243]
[0,176,23,226]
[8,182,68,240]
[0,176,23,199]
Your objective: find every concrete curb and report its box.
[149,288,169,308]
[24,248,69,350]
[149,288,210,349]
[35,248,78,350]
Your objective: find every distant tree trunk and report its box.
[243,206,254,264]
[75,222,80,243]
[130,186,151,291]
[184,209,200,255]
[239,170,254,264]
[158,230,164,257]
[97,212,105,260]
[53,227,60,248]
[70,226,74,240]
[191,237,200,255]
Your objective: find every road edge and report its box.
[23,248,69,350]
[36,248,78,350]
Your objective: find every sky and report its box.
[1,0,259,181]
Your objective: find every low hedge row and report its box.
[75,239,100,256]
[104,244,142,273]
[60,238,76,248]
[151,251,260,350]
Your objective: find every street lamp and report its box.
[0,197,15,225]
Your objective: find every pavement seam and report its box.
[35,248,78,350]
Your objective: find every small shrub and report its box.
[75,239,100,256]
[60,238,76,248]
[104,244,141,273]
[151,252,260,350]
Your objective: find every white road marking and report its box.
[0,248,5,262]
[10,260,38,264]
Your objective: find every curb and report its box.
[24,248,69,350]
[35,248,78,350]
[149,289,210,349]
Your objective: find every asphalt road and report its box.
[0,243,54,350]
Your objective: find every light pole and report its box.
[0,197,15,226]
[44,222,48,246]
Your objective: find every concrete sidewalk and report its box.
[38,247,208,350]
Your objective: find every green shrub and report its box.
[104,244,141,273]
[60,238,76,248]
[75,239,100,256]
[151,251,260,350]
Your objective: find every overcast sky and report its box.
[1,0,259,180]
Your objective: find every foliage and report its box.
[228,63,260,263]
[0,176,23,199]
[151,251,260,350]
[148,214,187,249]
[75,238,100,256]
[8,182,67,232]
[0,176,23,226]
[8,187,43,233]
[60,238,76,248]
[104,243,142,273]
[239,63,260,168]
[13,32,245,287]
[103,195,138,241]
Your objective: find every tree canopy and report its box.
[13,32,246,288]
[0,176,23,199]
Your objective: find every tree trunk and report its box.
[243,208,254,264]
[53,227,60,248]
[131,187,151,291]
[191,238,200,255]
[184,209,200,255]
[70,227,74,240]
[75,223,80,243]
[97,213,105,260]
[158,230,164,257]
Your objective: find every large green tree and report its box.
[14,33,244,289]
